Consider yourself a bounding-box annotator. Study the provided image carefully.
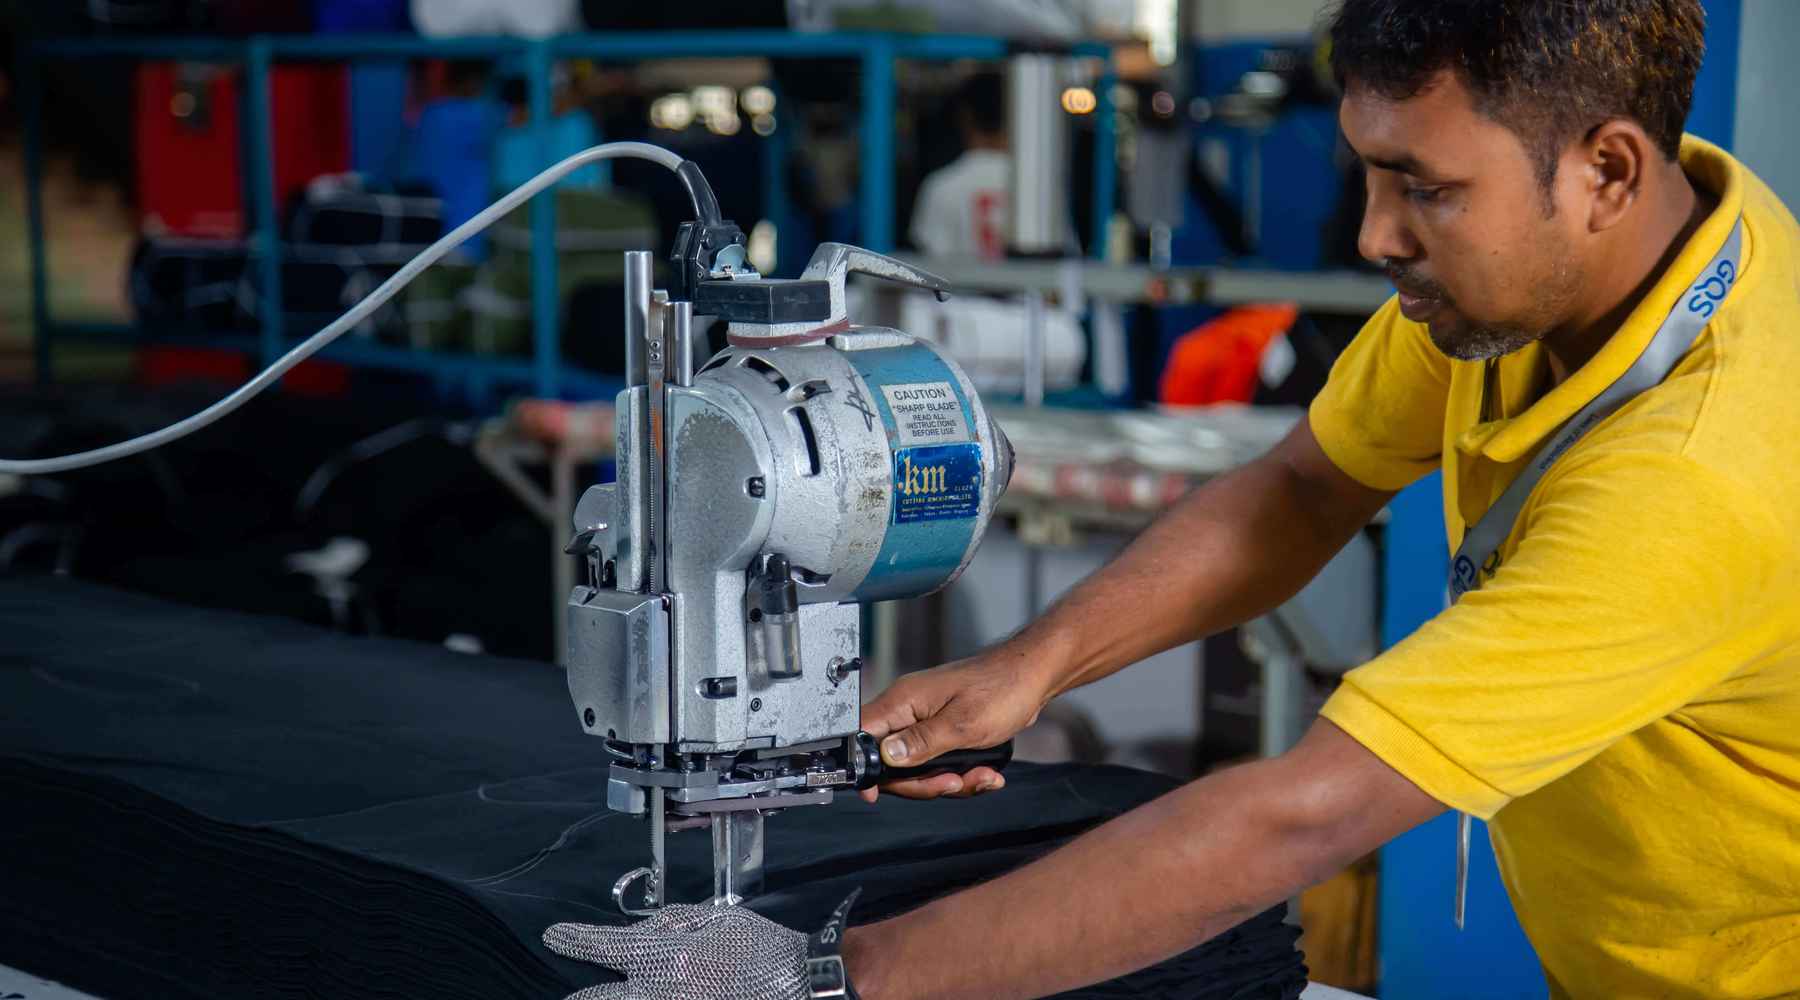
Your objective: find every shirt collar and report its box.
[1455,135,1746,463]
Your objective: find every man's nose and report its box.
[1357,189,1419,265]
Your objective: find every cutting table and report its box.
[0,577,1317,999]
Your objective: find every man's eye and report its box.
[1406,185,1447,204]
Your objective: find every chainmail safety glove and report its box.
[543,889,862,1000]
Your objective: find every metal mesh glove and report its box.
[543,903,812,1000]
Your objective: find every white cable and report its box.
[3,141,686,476]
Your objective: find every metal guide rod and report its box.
[669,301,696,387]
[623,250,653,387]
[645,293,669,596]
[618,251,656,596]
[650,787,666,910]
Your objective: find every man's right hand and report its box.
[858,644,1060,802]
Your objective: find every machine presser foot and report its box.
[609,778,839,914]
[611,785,667,916]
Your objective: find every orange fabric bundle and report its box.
[1159,303,1300,406]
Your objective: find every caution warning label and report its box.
[879,380,970,446]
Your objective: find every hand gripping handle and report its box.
[852,732,1013,790]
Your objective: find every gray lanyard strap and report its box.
[1442,215,1743,929]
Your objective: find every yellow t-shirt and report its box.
[1311,136,1800,999]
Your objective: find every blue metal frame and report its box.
[27,30,1115,401]
[31,32,1108,399]
[860,35,898,253]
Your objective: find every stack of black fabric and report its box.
[0,578,1307,999]
[0,383,573,662]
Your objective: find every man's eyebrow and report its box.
[1361,151,1450,181]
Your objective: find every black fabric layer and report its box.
[0,578,1306,998]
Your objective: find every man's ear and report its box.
[1580,120,1654,233]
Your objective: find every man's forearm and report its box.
[848,760,1315,1000]
[1018,426,1389,697]
[842,722,1442,1000]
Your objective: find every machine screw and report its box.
[750,697,763,712]
[825,656,863,686]
[584,708,595,727]
[746,476,766,498]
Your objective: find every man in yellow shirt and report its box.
[544,1,1800,997]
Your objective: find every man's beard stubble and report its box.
[1427,314,1541,361]
[1387,252,1583,363]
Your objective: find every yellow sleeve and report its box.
[1321,451,1790,819]
[1307,298,1451,491]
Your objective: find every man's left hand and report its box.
[543,892,860,1000]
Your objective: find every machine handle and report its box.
[801,242,952,302]
[852,733,1013,790]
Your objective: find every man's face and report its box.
[1339,73,1588,360]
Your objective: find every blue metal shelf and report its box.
[310,339,623,398]
[24,30,1118,397]
[49,321,623,398]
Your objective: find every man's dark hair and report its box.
[1326,0,1705,189]
[955,70,1006,136]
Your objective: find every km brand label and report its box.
[892,443,983,524]
[897,456,948,495]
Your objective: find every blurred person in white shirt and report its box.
[910,72,1011,259]
[906,71,1087,394]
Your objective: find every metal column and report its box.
[1007,55,1070,255]
[246,38,284,370]
[527,39,560,398]
[858,36,896,252]
[21,41,51,385]
[759,83,795,278]
[1091,64,1118,262]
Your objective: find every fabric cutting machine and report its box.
[564,221,1017,914]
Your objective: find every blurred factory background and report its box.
[0,0,1790,995]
